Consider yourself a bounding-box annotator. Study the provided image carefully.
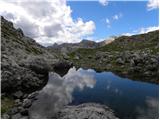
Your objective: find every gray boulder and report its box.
[23,99,32,108]
[13,91,23,99]
[116,58,124,65]
[11,113,22,119]
[57,103,118,119]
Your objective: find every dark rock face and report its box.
[1,61,48,93]
[54,61,73,70]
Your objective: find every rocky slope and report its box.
[1,16,60,93]
[68,30,159,84]
[1,16,72,116]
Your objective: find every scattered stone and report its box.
[130,59,135,66]
[23,94,28,99]
[20,108,29,116]
[13,91,23,99]
[14,99,22,106]
[75,56,80,60]
[10,107,18,115]
[11,113,22,119]
[23,99,32,108]
[2,113,10,119]
[28,91,39,99]
[63,53,70,60]
[116,58,124,65]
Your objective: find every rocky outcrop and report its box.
[1,16,59,93]
[57,103,118,119]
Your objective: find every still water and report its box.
[29,67,159,119]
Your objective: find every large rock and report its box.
[1,61,48,93]
[57,103,118,119]
[19,56,52,74]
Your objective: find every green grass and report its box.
[1,96,14,114]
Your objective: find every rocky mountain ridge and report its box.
[47,38,115,54]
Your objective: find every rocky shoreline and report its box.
[69,50,158,84]
[1,90,118,119]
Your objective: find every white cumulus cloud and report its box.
[99,0,108,6]
[147,0,159,11]
[0,0,96,46]
[112,13,122,20]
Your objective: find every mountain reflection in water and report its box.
[29,67,159,119]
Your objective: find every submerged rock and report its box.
[57,103,118,119]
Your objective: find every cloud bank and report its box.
[122,26,159,36]
[0,0,95,46]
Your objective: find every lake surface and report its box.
[29,67,159,119]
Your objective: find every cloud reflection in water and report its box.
[29,67,96,118]
[136,96,159,118]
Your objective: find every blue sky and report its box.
[0,0,158,45]
[68,1,159,40]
